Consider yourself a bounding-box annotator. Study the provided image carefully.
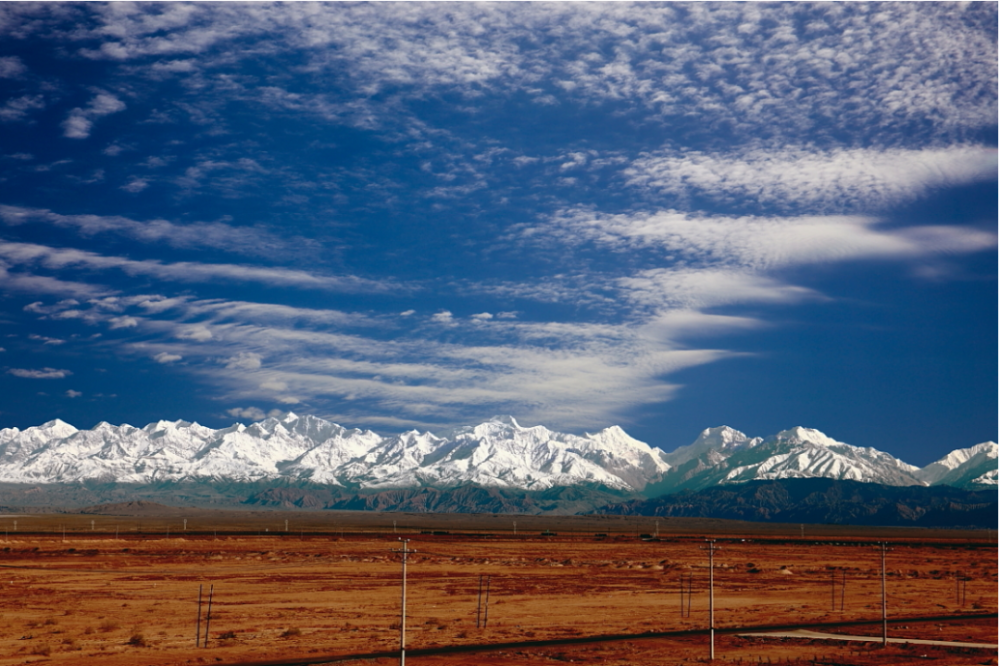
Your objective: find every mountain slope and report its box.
[0,414,993,496]
[597,478,998,528]
[915,441,999,490]
[0,414,671,493]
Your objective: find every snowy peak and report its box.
[662,425,754,468]
[773,427,842,448]
[0,415,992,496]
[916,441,999,489]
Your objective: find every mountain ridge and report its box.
[0,413,995,495]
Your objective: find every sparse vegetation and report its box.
[98,619,119,632]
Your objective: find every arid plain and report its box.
[0,508,995,666]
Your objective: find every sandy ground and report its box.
[0,525,995,666]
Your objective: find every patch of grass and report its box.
[98,619,119,632]
[30,644,52,656]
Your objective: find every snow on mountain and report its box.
[0,414,670,492]
[970,468,998,488]
[654,426,925,492]
[0,414,993,495]
[916,441,999,490]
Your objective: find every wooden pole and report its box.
[879,543,887,647]
[701,540,719,661]
[687,574,692,618]
[392,539,416,666]
[679,574,684,617]
[196,584,203,647]
[204,584,214,647]
[483,575,492,629]
[476,574,483,629]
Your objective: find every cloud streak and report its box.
[0,241,400,293]
[535,209,997,273]
[625,146,999,212]
[0,205,306,258]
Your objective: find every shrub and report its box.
[126,633,146,647]
[30,644,52,656]
[280,627,301,639]
[98,620,120,632]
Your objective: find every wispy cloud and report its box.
[62,92,126,139]
[0,56,26,78]
[625,146,999,212]
[0,95,45,122]
[8,367,72,379]
[0,241,400,293]
[535,209,997,273]
[0,205,306,258]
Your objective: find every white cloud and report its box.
[431,310,454,324]
[29,334,65,345]
[625,146,998,212]
[21,4,994,140]
[226,406,266,421]
[176,325,212,342]
[120,177,149,193]
[153,351,182,363]
[0,263,113,298]
[108,315,139,329]
[8,367,72,379]
[0,95,45,122]
[260,380,288,392]
[0,205,300,258]
[62,93,126,139]
[224,352,262,370]
[617,268,818,312]
[0,240,399,293]
[65,389,82,398]
[539,209,997,273]
[0,56,26,78]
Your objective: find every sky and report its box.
[0,2,995,465]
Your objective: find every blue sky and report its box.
[0,3,995,464]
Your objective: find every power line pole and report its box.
[878,542,890,647]
[701,540,720,661]
[392,539,417,666]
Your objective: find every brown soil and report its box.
[0,512,994,666]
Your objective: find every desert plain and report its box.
[0,507,995,666]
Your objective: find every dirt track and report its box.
[0,519,995,665]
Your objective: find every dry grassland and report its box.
[0,511,995,666]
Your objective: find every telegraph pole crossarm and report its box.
[392,539,418,666]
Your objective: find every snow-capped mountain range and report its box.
[0,413,995,495]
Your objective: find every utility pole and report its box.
[878,542,889,647]
[196,584,203,647]
[701,540,720,661]
[392,539,417,666]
